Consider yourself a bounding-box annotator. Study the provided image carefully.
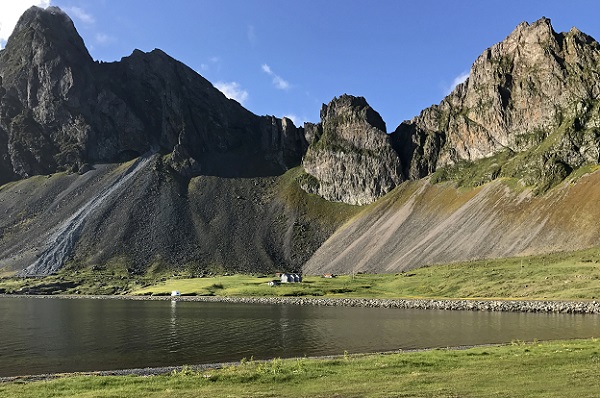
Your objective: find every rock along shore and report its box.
[3,294,599,314]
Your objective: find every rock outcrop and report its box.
[0,6,307,185]
[393,18,600,190]
[301,95,403,205]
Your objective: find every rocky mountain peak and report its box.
[392,18,600,191]
[502,17,553,50]
[6,6,91,64]
[14,6,75,33]
[320,94,387,133]
[0,6,307,184]
[477,17,560,70]
[514,16,553,35]
[301,95,403,205]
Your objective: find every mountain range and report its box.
[1,7,600,278]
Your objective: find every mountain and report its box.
[0,6,307,183]
[299,18,600,204]
[391,17,600,192]
[304,17,600,273]
[0,6,343,277]
[301,95,403,205]
[2,8,600,279]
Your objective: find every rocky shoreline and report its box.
[3,294,600,314]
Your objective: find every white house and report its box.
[280,273,302,283]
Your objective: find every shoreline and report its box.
[2,293,599,314]
[0,343,508,383]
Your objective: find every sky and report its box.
[1,1,600,130]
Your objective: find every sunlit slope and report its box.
[303,172,600,275]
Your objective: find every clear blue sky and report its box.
[2,1,600,130]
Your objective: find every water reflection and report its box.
[169,300,179,353]
[0,297,598,377]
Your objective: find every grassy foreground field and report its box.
[2,339,599,397]
[126,247,600,300]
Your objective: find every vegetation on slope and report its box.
[4,246,599,299]
[430,101,600,194]
[129,247,600,300]
[276,167,361,226]
[1,339,599,397]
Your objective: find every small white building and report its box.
[280,273,302,283]
[171,290,181,297]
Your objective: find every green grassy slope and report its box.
[129,250,599,300]
[11,246,580,299]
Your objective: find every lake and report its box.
[0,297,598,377]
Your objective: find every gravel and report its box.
[3,294,599,314]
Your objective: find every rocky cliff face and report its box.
[0,6,307,185]
[301,95,403,205]
[393,18,600,190]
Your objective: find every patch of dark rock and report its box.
[16,281,77,295]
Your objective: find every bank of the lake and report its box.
[3,295,599,378]
[1,339,599,397]
[4,294,600,314]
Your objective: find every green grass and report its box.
[431,149,515,188]
[4,246,600,300]
[567,163,600,183]
[2,339,599,397]
[0,256,138,295]
[277,167,361,225]
[123,247,600,300]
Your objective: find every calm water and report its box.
[0,297,599,377]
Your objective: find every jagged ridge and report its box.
[0,6,307,185]
[392,17,600,192]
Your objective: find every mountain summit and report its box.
[392,17,600,191]
[301,95,403,205]
[0,6,307,185]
